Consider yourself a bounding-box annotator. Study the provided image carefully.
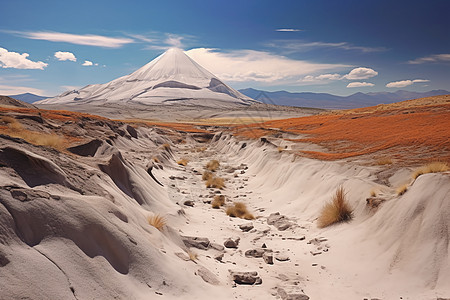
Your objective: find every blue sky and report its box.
[0,0,449,96]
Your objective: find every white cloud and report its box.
[276,29,302,32]
[301,73,342,83]
[267,40,387,53]
[385,79,430,88]
[54,51,76,62]
[82,60,98,66]
[344,67,378,80]
[185,48,348,83]
[14,31,134,48]
[408,54,450,64]
[165,34,184,48]
[0,84,46,95]
[347,82,374,88]
[0,47,47,69]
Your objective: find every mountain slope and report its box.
[37,48,253,107]
[8,93,49,103]
[239,88,450,109]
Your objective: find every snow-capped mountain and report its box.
[37,48,253,106]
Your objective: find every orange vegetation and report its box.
[233,101,450,163]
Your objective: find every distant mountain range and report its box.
[5,88,450,110]
[238,88,450,109]
[8,93,49,104]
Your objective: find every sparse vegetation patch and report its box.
[205,160,220,171]
[412,161,449,179]
[211,195,226,209]
[317,186,353,228]
[226,202,255,220]
[177,158,189,166]
[206,176,225,189]
[147,214,166,231]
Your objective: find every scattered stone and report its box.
[245,248,266,258]
[182,236,210,250]
[262,251,274,265]
[224,237,240,248]
[261,243,267,248]
[169,175,186,180]
[183,200,194,207]
[229,271,262,285]
[275,253,290,262]
[214,253,224,262]
[277,287,309,300]
[310,251,322,256]
[239,223,254,232]
[197,266,220,285]
[210,243,225,251]
[267,212,292,231]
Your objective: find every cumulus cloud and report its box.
[347,82,374,88]
[0,84,46,95]
[185,48,348,83]
[276,29,302,32]
[0,47,47,69]
[54,51,76,62]
[13,31,134,48]
[302,73,342,82]
[344,67,378,80]
[408,54,450,64]
[385,79,430,88]
[82,60,98,66]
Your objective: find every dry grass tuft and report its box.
[206,176,225,189]
[397,184,408,196]
[317,186,353,228]
[177,158,189,166]
[412,161,449,180]
[187,250,198,262]
[211,195,226,209]
[147,214,166,231]
[277,146,284,153]
[376,157,393,165]
[226,202,255,219]
[152,156,161,163]
[205,160,220,171]
[202,171,213,181]
[370,189,377,197]
[161,143,171,151]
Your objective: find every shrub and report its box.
[412,162,449,180]
[205,160,220,171]
[206,176,225,189]
[397,184,408,196]
[202,171,213,181]
[187,250,198,262]
[211,195,225,209]
[370,189,376,197]
[317,186,353,228]
[226,202,255,220]
[177,158,189,166]
[147,214,166,231]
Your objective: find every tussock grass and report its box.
[370,189,377,197]
[147,214,166,231]
[152,156,161,163]
[397,184,408,196]
[177,158,189,166]
[205,160,220,171]
[202,171,213,181]
[1,116,66,150]
[376,157,393,165]
[226,202,255,220]
[412,161,449,180]
[211,195,225,209]
[277,146,284,153]
[206,176,225,189]
[187,250,198,262]
[317,186,353,228]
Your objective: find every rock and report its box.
[210,243,225,251]
[275,253,290,261]
[224,237,240,248]
[214,252,224,262]
[310,251,322,256]
[182,236,210,250]
[262,251,273,265]
[229,271,262,285]
[183,200,194,207]
[239,222,254,232]
[277,287,309,300]
[261,243,267,248]
[267,212,292,231]
[245,248,266,258]
[197,266,220,285]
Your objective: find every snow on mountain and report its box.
[37,48,253,106]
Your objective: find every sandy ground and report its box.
[0,103,449,299]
